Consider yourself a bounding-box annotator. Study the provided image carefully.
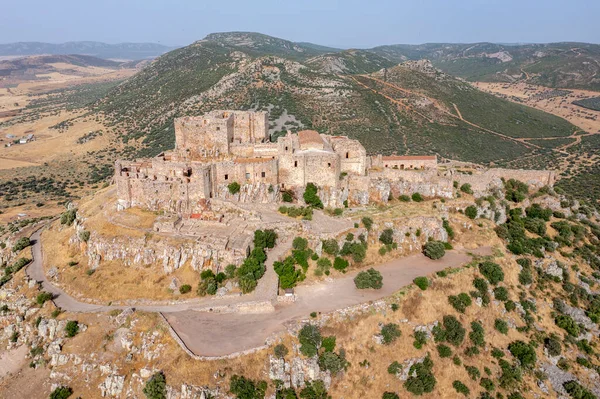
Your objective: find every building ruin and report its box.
[115,110,554,215]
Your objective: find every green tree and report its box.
[12,236,32,252]
[50,386,73,399]
[379,229,394,245]
[303,183,323,208]
[465,205,478,219]
[143,372,167,399]
[298,324,322,357]
[229,375,267,399]
[354,268,383,289]
[423,241,446,260]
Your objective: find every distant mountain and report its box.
[369,42,600,91]
[0,54,127,88]
[0,41,176,60]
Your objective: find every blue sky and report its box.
[2,0,598,47]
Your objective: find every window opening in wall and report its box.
[385,165,388,168]
[294,161,298,167]
[285,146,288,151]
[246,172,250,179]
[401,165,405,170]
[346,152,349,159]
[261,172,266,178]
[224,174,228,180]
[327,163,331,167]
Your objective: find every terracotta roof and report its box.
[298,130,323,145]
[382,155,437,161]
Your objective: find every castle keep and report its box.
[115,110,554,215]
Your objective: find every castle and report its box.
[114,110,554,216]
[114,110,439,215]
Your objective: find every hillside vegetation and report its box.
[94,32,578,166]
[370,42,600,91]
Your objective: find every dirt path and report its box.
[352,75,540,150]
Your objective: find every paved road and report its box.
[27,229,485,357]
[164,249,477,356]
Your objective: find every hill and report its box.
[369,42,600,91]
[0,41,175,60]
[306,49,396,74]
[95,32,578,167]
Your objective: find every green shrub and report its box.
[491,348,505,359]
[555,314,580,336]
[65,321,79,337]
[13,236,32,252]
[469,321,485,347]
[303,183,323,209]
[60,209,77,226]
[437,344,452,358]
[321,336,336,352]
[442,219,455,240]
[423,241,446,260]
[79,230,90,242]
[382,392,399,399]
[229,375,267,399]
[519,269,533,285]
[453,380,470,396]
[465,205,478,219]
[413,330,428,349]
[399,194,411,202]
[563,380,597,399]
[433,315,465,346]
[479,261,504,285]
[403,354,436,395]
[381,323,401,345]
[508,340,537,368]
[448,293,472,313]
[412,192,424,202]
[354,268,383,289]
[413,277,429,290]
[143,372,167,399]
[179,284,192,294]
[282,191,294,202]
[526,204,553,221]
[318,350,348,374]
[505,300,516,312]
[460,184,473,194]
[493,286,509,301]
[298,324,322,357]
[50,386,73,399]
[322,239,339,255]
[499,359,522,389]
[362,217,373,230]
[388,361,402,375]
[505,179,529,203]
[494,319,509,334]
[333,257,348,272]
[544,336,562,356]
[228,182,241,195]
[480,377,495,392]
[274,344,288,359]
[379,229,394,245]
[36,291,53,306]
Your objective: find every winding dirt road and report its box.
[27,230,483,357]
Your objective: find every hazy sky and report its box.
[2,0,599,47]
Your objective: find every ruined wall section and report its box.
[231,111,269,143]
[453,168,555,197]
[372,155,438,170]
[114,159,212,215]
[174,114,233,160]
[327,135,367,176]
